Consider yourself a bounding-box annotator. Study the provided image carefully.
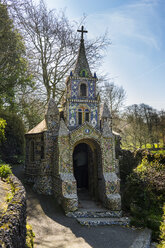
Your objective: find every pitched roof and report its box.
[27,119,47,134]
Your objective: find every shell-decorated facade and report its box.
[25,26,121,213]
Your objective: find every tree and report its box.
[159,110,165,148]
[121,104,146,149]
[0,118,7,143]
[0,2,32,109]
[9,0,110,103]
[140,104,159,148]
[17,92,46,130]
[100,82,126,132]
[121,104,160,149]
[0,111,25,164]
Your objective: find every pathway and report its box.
[12,165,142,248]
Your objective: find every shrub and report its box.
[0,118,7,142]
[0,111,25,164]
[122,151,165,241]
[0,164,12,178]
[158,204,165,248]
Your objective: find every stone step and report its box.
[129,228,152,248]
[66,209,122,218]
[76,217,130,226]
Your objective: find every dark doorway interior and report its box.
[73,143,88,189]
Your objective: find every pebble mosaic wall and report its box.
[25,34,121,213]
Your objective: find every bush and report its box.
[0,118,7,142]
[122,151,165,241]
[0,164,12,178]
[158,204,165,248]
[0,111,25,164]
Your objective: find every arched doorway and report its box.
[73,139,102,201]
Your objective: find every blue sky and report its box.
[45,0,165,110]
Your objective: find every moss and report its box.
[0,222,10,230]
[0,164,12,179]
[6,192,13,203]
[26,224,35,248]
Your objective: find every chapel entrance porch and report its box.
[73,140,102,204]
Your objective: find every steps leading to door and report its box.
[77,217,130,226]
[67,209,130,226]
[66,190,129,227]
[66,209,122,218]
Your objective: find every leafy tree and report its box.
[0,111,25,164]
[0,2,32,109]
[0,118,7,143]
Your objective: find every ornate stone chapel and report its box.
[25,26,121,214]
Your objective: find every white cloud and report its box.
[87,0,161,50]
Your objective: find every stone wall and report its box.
[0,174,26,248]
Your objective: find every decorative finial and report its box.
[77,26,88,40]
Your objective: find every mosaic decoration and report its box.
[33,176,52,195]
[62,181,77,195]
[71,79,96,100]
[69,102,98,128]
[25,29,122,214]
[84,128,91,134]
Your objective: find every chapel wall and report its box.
[25,133,45,181]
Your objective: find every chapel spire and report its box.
[73,26,92,77]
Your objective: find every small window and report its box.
[30,140,35,162]
[85,112,89,122]
[78,111,82,125]
[80,83,87,97]
[80,69,88,77]
[85,110,89,122]
[41,145,44,159]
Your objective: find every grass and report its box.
[122,142,165,151]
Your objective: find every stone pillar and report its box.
[101,121,121,210]
[54,119,78,213]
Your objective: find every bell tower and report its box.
[64,26,100,130]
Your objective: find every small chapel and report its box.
[25,26,121,214]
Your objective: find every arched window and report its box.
[78,109,82,125]
[30,140,35,162]
[80,83,87,97]
[82,70,85,77]
[80,69,88,77]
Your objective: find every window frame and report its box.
[79,82,88,97]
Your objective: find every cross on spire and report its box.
[77,26,88,40]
